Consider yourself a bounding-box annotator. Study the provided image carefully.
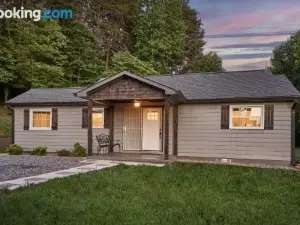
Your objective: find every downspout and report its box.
[291,102,296,166]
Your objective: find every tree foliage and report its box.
[104,51,158,76]
[0,0,224,98]
[270,30,300,89]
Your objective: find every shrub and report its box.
[57,149,71,157]
[5,144,23,155]
[31,146,47,156]
[72,143,87,157]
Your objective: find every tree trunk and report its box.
[106,49,110,70]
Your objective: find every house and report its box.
[6,70,300,165]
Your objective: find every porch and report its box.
[76,71,184,160]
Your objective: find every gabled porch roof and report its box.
[76,71,180,99]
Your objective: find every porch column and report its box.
[164,98,170,160]
[88,98,93,156]
[172,104,178,156]
[109,107,114,152]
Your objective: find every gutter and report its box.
[291,102,297,166]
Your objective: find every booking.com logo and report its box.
[0,7,73,21]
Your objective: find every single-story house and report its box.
[6,70,300,165]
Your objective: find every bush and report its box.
[72,143,87,157]
[57,149,71,157]
[5,144,23,155]
[31,146,47,156]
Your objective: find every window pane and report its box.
[32,111,51,128]
[231,107,262,128]
[93,111,103,128]
[147,111,158,121]
[232,117,261,127]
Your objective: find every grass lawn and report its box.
[0,147,6,153]
[0,106,11,137]
[1,163,300,225]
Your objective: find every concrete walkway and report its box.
[0,160,165,191]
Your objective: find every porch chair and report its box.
[96,134,121,156]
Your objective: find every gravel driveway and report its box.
[0,155,87,182]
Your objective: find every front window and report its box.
[30,109,52,130]
[230,106,264,129]
[92,110,104,128]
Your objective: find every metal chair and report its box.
[96,134,121,156]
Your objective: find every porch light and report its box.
[134,101,141,107]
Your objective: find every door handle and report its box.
[123,126,126,132]
[159,129,162,139]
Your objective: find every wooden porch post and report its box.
[109,107,114,152]
[172,104,178,156]
[164,98,170,160]
[88,98,93,156]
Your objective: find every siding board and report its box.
[178,102,293,162]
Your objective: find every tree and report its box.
[104,51,158,76]
[188,52,224,73]
[133,0,187,73]
[270,30,300,89]
[181,1,206,73]
[87,0,138,70]
[61,21,105,86]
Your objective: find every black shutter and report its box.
[221,105,230,129]
[52,108,58,130]
[104,108,111,129]
[24,109,29,130]
[82,108,88,128]
[264,105,274,130]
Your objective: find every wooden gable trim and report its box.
[88,76,166,100]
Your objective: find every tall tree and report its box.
[188,52,224,73]
[270,30,300,89]
[87,0,138,70]
[182,1,206,73]
[133,0,187,73]
[61,21,105,86]
[104,50,158,76]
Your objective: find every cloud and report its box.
[206,31,296,38]
[221,53,273,60]
[213,41,282,49]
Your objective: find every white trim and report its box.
[92,108,104,129]
[29,108,52,131]
[229,105,264,130]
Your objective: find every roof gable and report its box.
[76,71,177,98]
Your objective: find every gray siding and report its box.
[14,106,108,153]
[178,102,293,161]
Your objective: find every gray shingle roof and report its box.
[6,87,87,105]
[146,70,300,101]
[6,70,300,105]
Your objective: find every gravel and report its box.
[0,155,87,182]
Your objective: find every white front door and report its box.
[142,108,162,151]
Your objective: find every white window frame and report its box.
[29,108,52,131]
[92,108,104,129]
[229,105,264,130]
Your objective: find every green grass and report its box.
[0,147,6,153]
[1,163,300,225]
[0,106,11,137]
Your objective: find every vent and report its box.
[217,158,232,163]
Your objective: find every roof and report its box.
[76,71,177,98]
[6,70,300,106]
[6,87,87,106]
[146,70,300,102]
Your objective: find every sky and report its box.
[189,0,300,71]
